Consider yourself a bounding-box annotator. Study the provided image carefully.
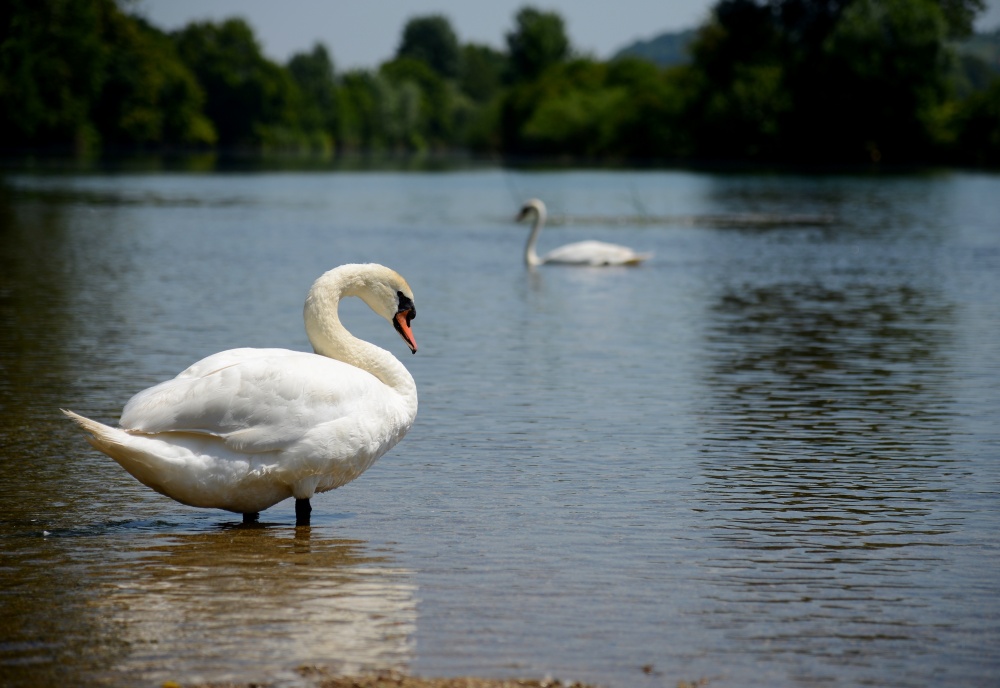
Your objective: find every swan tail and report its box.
[61,409,173,493]
[61,409,290,514]
[625,252,653,265]
[62,409,131,457]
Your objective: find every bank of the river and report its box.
[180,667,713,687]
[180,671,606,687]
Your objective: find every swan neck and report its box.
[303,268,416,402]
[524,206,545,267]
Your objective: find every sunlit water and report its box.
[1,164,998,687]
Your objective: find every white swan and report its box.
[63,263,418,526]
[518,198,651,267]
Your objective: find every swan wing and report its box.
[172,347,299,379]
[542,240,650,266]
[120,349,382,454]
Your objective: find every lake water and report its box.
[1,163,998,688]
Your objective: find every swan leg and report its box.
[243,512,259,524]
[295,498,312,526]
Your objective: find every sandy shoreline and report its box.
[178,667,713,687]
[173,663,718,687]
[177,670,603,688]
[301,674,599,688]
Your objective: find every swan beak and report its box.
[394,310,417,354]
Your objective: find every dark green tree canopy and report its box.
[682,0,974,162]
[396,14,460,79]
[173,18,301,148]
[288,43,336,91]
[95,14,215,147]
[0,0,114,149]
[0,0,996,165]
[460,43,506,103]
[505,6,571,82]
[936,0,986,37]
[0,0,216,151]
[288,43,338,134]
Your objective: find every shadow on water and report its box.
[0,523,416,688]
[695,275,958,674]
[0,182,146,525]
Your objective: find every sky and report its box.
[139,0,1000,71]
[135,0,723,70]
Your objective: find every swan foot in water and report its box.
[295,498,312,526]
[243,512,259,525]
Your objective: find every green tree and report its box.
[0,0,215,152]
[505,6,571,83]
[773,0,983,162]
[336,69,423,151]
[681,0,980,162]
[607,59,699,158]
[381,56,458,147]
[683,0,791,159]
[507,59,612,155]
[820,0,951,161]
[173,18,310,149]
[288,43,338,146]
[396,15,460,79]
[336,70,377,151]
[0,0,114,151]
[460,43,506,103]
[94,14,215,148]
[937,0,986,37]
[950,76,1000,165]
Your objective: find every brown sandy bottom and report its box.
[301,671,597,688]
[175,667,712,688]
[174,671,597,688]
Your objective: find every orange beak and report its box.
[394,310,417,353]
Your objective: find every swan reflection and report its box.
[91,526,416,685]
[693,279,956,663]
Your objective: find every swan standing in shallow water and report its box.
[518,198,651,267]
[63,263,418,526]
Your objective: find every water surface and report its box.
[1,165,998,687]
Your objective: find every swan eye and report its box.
[396,291,415,323]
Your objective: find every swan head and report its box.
[391,291,417,354]
[306,263,418,355]
[355,266,418,354]
[517,198,546,223]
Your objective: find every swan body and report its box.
[63,263,418,523]
[517,198,651,267]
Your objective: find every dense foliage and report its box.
[0,0,997,165]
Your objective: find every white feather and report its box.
[518,198,651,267]
[63,263,418,516]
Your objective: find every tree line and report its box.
[1,0,997,165]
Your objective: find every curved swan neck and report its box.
[303,266,416,401]
[524,203,546,267]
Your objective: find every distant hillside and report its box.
[953,29,1000,93]
[958,28,1000,68]
[614,27,1000,82]
[612,29,696,67]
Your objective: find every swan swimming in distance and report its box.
[517,198,651,267]
[63,263,419,526]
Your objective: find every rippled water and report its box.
[1,164,998,687]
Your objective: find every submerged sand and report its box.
[177,668,603,688]
[179,664,711,687]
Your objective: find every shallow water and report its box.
[1,164,998,687]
